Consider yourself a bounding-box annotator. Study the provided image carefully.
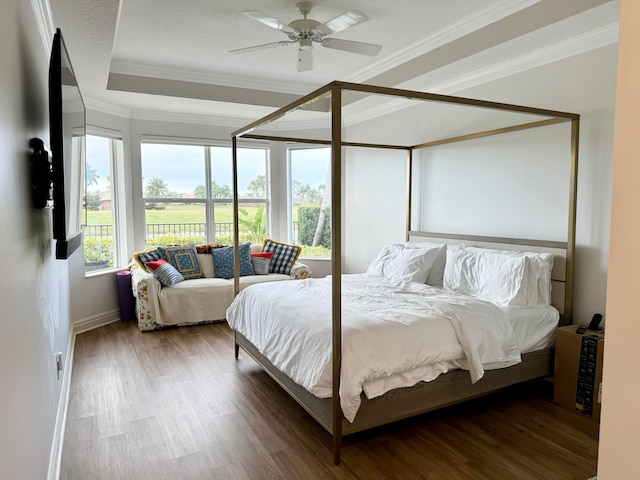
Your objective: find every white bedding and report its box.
[507,304,559,353]
[226,273,525,423]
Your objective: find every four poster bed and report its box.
[227,81,579,463]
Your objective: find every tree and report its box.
[212,180,231,199]
[295,182,314,204]
[308,184,324,205]
[312,171,331,247]
[84,194,101,211]
[86,164,99,186]
[247,175,266,198]
[194,184,205,198]
[145,177,170,198]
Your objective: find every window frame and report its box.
[286,144,332,258]
[83,127,126,275]
[139,137,269,245]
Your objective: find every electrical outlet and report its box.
[56,352,63,380]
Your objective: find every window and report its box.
[288,147,331,257]
[83,134,124,272]
[141,141,268,246]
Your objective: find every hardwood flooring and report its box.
[60,320,599,480]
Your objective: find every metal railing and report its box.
[83,222,298,240]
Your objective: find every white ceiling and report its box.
[47,0,620,128]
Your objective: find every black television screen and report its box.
[49,28,85,259]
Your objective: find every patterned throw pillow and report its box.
[212,243,254,279]
[250,251,274,275]
[133,248,163,271]
[145,259,185,287]
[159,245,205,280]
[261,239,302,275]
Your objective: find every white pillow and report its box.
[405,241,447,287]
[443,245,530,307]
[367,244,442,284]
[197,253,215,278]
[461,246,553,305]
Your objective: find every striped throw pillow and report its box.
[145,259,185,287]
[250,251,274,275]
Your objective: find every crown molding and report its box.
[344,22,619,127]
[109,61,317,96]
[431,23,619,95]
[345,0,540,83]
[128,110,246,128]
[84,98,132,118]
[31,0,55,55]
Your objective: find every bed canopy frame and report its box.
[230,81,579,464]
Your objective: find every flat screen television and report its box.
[49,27,85,259]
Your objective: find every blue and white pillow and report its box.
[145,260,185,287]
[135,249,164,272]
[212,243,254,279]
[262,239,301,275]
[159,245,204,280]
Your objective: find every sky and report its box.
[139,143,330,196]
[86,136,331,196]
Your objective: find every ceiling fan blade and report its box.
[321,38,381,56]
[229,41,293,54]
[321,10,368,34]
[243,11,295,34]
[297,49,313,72]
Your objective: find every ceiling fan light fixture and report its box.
[232,3,381,71]
[299,38,313,50]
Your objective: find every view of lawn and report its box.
[85,204,301,225]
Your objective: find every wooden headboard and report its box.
[408,231,569,323]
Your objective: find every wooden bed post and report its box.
[331,82,343,465]
[565,117,580,324]
[231,135,240,299]
[406,149,413,241]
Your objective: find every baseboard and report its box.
[73,309,121,334]
[47,309,121,479]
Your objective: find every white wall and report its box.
[413,123,571,241]
[343,147,409,273]
[0,2,71,479]
[597,0,640,477]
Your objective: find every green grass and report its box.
[85,204,266,225]
[85,204,302,225]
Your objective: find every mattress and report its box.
[226,273,551,423]
[507,304,559,353]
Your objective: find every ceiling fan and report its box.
[229,2,382,72]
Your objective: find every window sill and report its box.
[84,266,128,278]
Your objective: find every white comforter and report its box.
[226,274,521,422]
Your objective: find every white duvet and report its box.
[226,274,522,422]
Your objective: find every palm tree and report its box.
[86,164,99,186]
[212,180,231,199]
[193,184,205,198]
[247,175,266,198]
[295,182,314,204]
[145,177,170,198]
[312,167,331,247]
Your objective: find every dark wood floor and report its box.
[60,320,599,480]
